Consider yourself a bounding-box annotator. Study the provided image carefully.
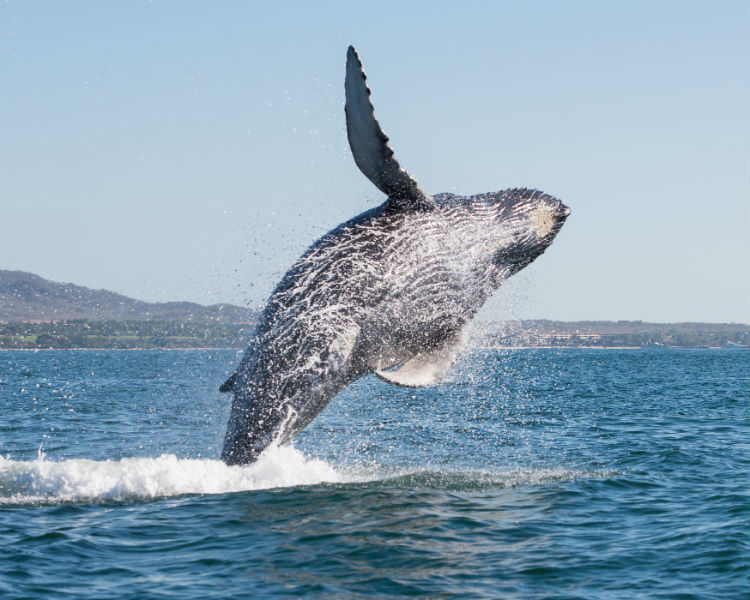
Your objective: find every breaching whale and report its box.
[220,46,570,465]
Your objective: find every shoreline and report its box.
[0,347,242,352]
[1,345,746,352]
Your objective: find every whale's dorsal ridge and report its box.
[345,46,433,211]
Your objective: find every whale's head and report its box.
[438,188,569,280]
[487,188,569,275]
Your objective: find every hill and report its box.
[0,270,257,323]
[1,270,747,350]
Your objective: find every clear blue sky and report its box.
[2,1,748,323]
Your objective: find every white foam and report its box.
[0,445,343,504]
[0,447,618,505]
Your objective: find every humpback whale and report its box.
[220,46,570,465]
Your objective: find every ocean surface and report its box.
[0,348,747,599]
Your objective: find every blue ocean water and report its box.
[0,348,747,599]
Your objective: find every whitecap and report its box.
[0,445,342,504]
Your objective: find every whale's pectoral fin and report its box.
[345,46,433,211]
[375,333,465,388]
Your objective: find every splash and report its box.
[0,445,342,505]
[0,446,617,506]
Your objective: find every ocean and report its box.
[0,348,747,599]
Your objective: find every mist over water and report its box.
[1,348,748,599]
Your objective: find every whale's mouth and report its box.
[546,197,570,220]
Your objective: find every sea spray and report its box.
[0,450,617,507]
[0,445,341,504]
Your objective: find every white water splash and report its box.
[0,445,342,504]
[0,446,618,505]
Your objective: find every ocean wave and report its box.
[0,445,342,504]
[0,445,617,505]
[356,466,619,492]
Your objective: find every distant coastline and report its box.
[2,344,747,352]
[1,319,747,350]
[2,270,748,350]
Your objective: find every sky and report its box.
[1,1,748,323]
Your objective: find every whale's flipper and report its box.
[345,46,433,211]
[375,333,464,388]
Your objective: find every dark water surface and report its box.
[1,348,748,599]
